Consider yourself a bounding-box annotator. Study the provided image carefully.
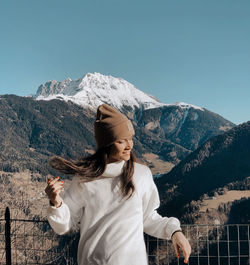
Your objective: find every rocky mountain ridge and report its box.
[35,72,207,113]
[35,72,166,111]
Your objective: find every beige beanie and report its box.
[94,104,135,148]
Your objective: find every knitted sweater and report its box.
[47,160,181,265]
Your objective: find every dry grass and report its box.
[0,170,72,219]
[200,190,250,213]
[219,125,233,131]
[142,153,174,175]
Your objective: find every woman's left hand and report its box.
[171,231,191,264]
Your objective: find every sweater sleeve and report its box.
[142,168,181,240]
[47,176,86,235]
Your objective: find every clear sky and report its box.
[0,0,249,124]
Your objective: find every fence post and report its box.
[5,207,11,265]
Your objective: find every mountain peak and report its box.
[35,72,165,110]
[35,72,206,113]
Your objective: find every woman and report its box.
[45,104,191,265]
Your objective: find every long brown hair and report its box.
[49,145,136,199]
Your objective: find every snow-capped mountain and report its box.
[34,72,235,153]
[36,72,165,110]
[35,72,203,111]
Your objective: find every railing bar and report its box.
[15,219,18,265]
[2,217,250,264]
[4,220,247,226]
[21,219,24,264]
[217,225,220,265]
[248,225,250,265]
[5,207,11,265]
[237,225,240,265]
[176,242,180,265]
[196,224,200,265]
[207,225,210,265]
[42,223,45,262]
[33,221,35,264]
[227,225,230,265]
[10,219,48,223]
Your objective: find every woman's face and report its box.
[107,137,134,163]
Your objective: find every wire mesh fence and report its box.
[0,207,249,265]
[0,211,78,264]
[146,224,250,265]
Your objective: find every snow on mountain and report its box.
[170,102,204,111]
[35,72,204,112]
[36,72,165,110]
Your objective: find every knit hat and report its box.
[94,104,135,148]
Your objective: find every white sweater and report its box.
[47,160,181,265]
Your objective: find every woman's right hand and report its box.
[45,176,64,208]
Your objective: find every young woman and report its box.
[45,104,191,265]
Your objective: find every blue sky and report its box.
[0,0,249,124]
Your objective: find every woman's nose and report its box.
[125,139,133,149]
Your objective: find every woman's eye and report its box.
[117,140,126,144]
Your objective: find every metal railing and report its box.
[0,207,249,265]
[146,224,250,265]
[0,207,78,265]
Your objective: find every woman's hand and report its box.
[171,231,191,264]
[45,176,64,208]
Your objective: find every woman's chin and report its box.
[122,154,131,161]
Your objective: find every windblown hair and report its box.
[49,146,136,199]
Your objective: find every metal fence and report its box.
[0,207,78,265]
[146,224,250,265]
[0,207,249,265]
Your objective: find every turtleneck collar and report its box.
[102,160,125,177]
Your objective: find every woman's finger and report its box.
[47,188,62,201]
[48,186,63,197]
[183,243,191,263]
[47,178,53,184]
[45,181,63,198]
[173,242,181,258]
[172,232,191,263]
[48,176,60,185]
[53,186,64,194]
[50,181,64,190]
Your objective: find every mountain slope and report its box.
[0,95,95,174]
[0,95,191,175]
[135,104,234,151]
[156,121,250,218]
